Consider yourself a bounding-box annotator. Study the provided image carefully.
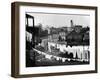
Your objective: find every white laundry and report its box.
[45,55,52,59]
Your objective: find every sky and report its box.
[27,12,90,28]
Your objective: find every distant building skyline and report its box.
[27,13,90,28]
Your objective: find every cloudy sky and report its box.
[27,12,90,28]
